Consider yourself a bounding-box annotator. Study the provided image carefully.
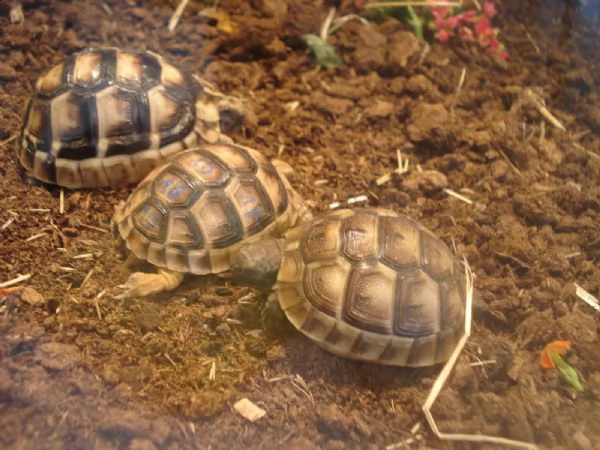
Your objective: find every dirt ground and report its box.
[1,0,599,449]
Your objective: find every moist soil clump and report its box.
[1,1,599,449]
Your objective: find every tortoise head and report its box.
[231,238,286,287]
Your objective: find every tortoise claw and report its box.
[114,270,184,299]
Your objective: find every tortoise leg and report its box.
[115,269,184,299]
[261,293,289,337]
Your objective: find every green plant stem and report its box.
[406,6,423,39]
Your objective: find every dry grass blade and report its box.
[418,261,539,449]
[524,89,566,131]
[0,274,31,288]
[320,7,336,41]
[574,283,599,312]
[168,0,190,32]
[444,188,473,205]
[366,1,463,7]
[450,68,466,114]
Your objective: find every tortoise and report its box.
[19,47,246,189]
[112,142,312,298]
[232,207,469,367]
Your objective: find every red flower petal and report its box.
[483,1,497,19]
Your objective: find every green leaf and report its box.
[550,349,584,392]
[301,34,342,69]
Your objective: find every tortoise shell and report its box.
[275,208,467,367]
[112,142,298,275]
[19,47,241,188]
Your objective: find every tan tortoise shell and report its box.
[113,143,297,276]
[19,47,225,188]
[275,208,467,367]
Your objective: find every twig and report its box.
[450,68,466,114]
[1,217,15,230]
[79,223,109,233]
[524,89,566,132]
[420,262,539,449]
[59,189,65,215]
[366,1,462,8]
[0,274,32,288]
[497,148,521,175]
[25,232,47,242]
[574,283,599,312]
[320,8,337,42]
[168,0,190,33]
[444,188,473,205]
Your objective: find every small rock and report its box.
[251,0,288,21]
[129,438,158,450]
[233,398,266,422]
[19,287,45,306]
[405,74,434,96]
[134,307,162,333]
[34,342,82,371]
[406,103,451,143]
[386,31,421,68]
[0,62,17,80]
[0,366,14,394]
[557,311,597,344]
[490,159,509,181]
[402,170,448,192]
[363,100,394,119]
[311,92,354,116]
[572,430,593,450]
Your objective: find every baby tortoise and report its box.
[112,142,312,298]
[233,207,469,367]
[19,47,246,188]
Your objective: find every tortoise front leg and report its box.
[115,269,184,299]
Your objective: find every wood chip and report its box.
[234,398,266,422]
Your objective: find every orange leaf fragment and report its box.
[540,340,572,369]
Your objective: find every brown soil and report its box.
[1,1,599,449]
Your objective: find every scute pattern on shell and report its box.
[19,48,219,188]
[113,143,291,276]
[276,208,467,367]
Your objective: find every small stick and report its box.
[209,360,216,380]
[450,68,466,114]
[25,232,47,242]
[164,353,177,367]
[524,89,566,131]
[168,0,190,33]
[574,283,599,312]
[80,269,95,289]
[59,189,65,215]
[94,299,102,320]
[71,253,95,260]
[79,224,109,233]
[444,188,473,205]
[497,148,521,175]
[0,274,32,288]
[320,8,337,42]
[1,217,15,230]
[419,262,539,449]
[366,1,462,8]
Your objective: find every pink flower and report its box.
[430,7,449,20]
[458,10,477,22]
[446,15,461,29]
[437,29,451,43]
[474,17,493,36]
[434,17,446,30]
[458,26,474,42]
[483,1,497,19]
